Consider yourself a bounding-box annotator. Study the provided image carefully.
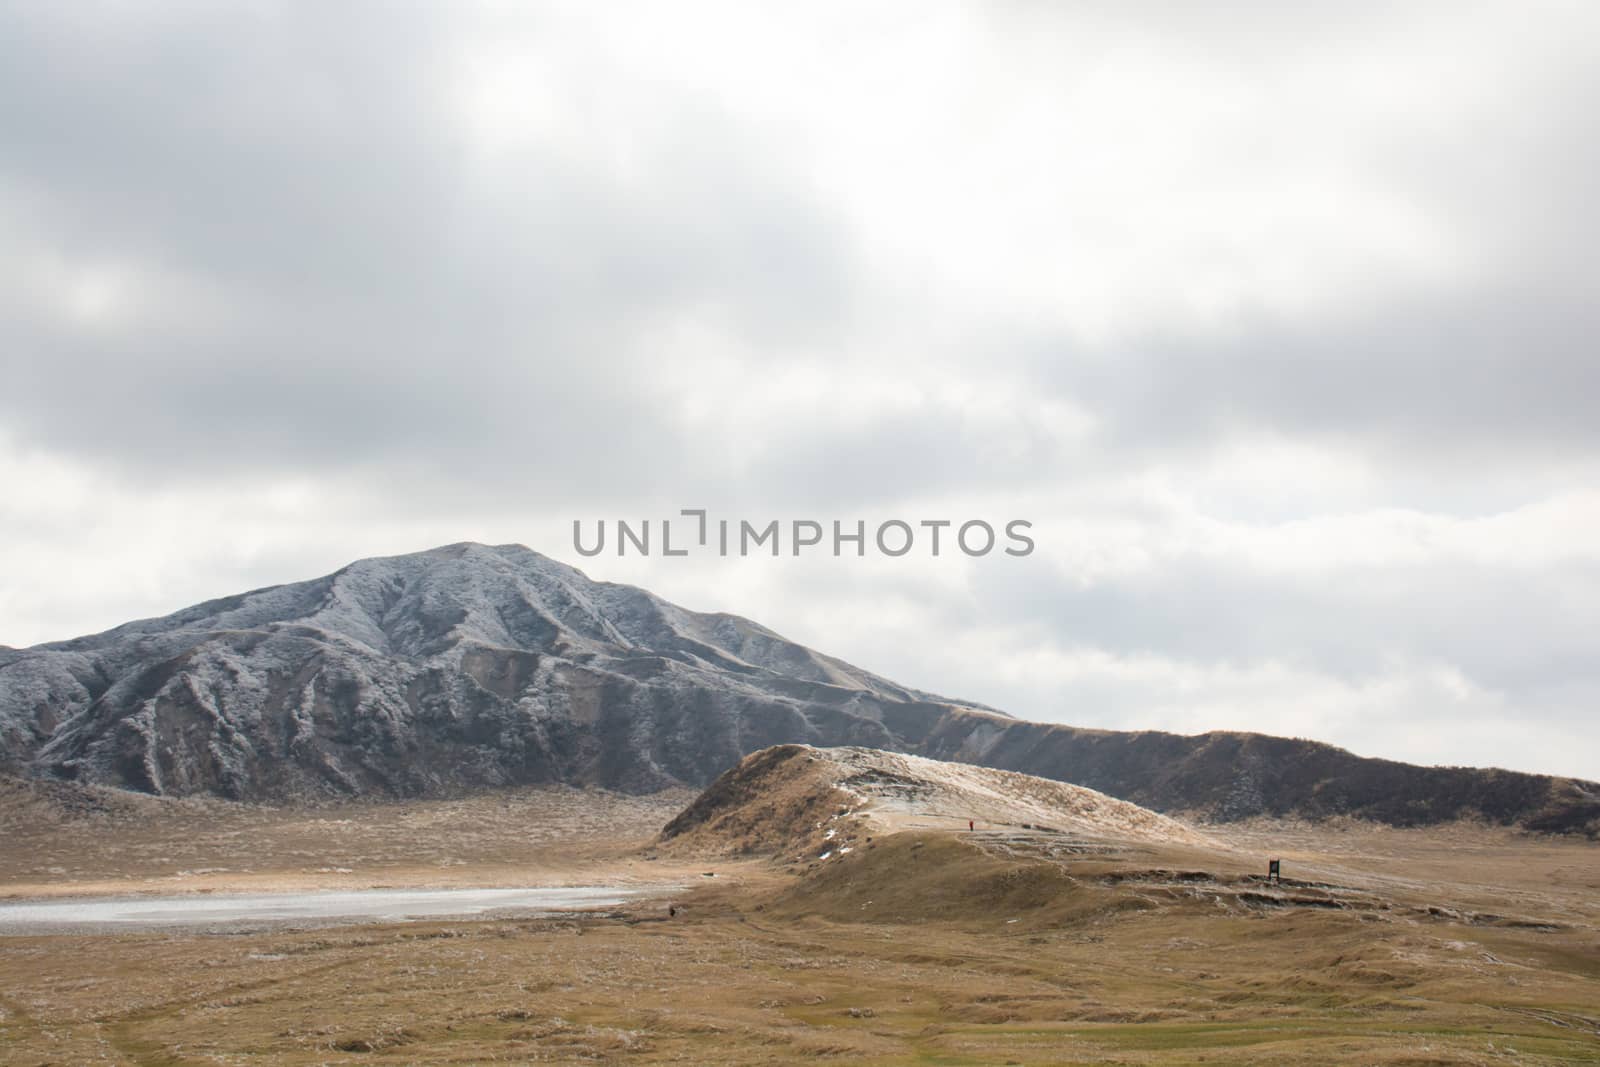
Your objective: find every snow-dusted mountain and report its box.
[1,543,1595,833]
[0,544,980,798]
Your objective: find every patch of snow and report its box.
[807,746,1212,848]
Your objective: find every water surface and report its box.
[0,885,656,932]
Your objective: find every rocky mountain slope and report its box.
[880,706,1600,834]
[0,544,975,799]
[2,543,1596,832]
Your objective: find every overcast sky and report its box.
[3,1,1597,778]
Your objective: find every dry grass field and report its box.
[1,774,1598,1065]
[0,776,697,899]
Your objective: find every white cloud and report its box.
[2,1,1597,778]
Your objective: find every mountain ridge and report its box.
[1,542,1595,834]
[0,543,980,798]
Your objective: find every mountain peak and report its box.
[1,545,1594,834]
[0,543,960,799]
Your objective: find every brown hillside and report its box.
[657,745,1210,864]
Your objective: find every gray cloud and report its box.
[0,3,857,498]
[2,1,1597,776]
[982,557,1600,695]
